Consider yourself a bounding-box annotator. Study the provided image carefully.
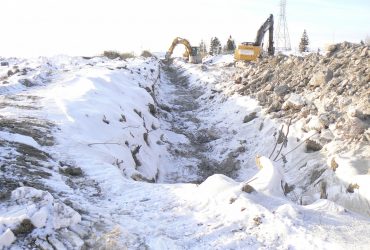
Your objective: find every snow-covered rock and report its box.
[282,93,306,110]
[305,115,325,132]
[0,187,81,247]
[248,156,285,197]
[0,229,16,248]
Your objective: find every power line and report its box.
[275,0,291,51]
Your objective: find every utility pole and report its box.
[275,0,291,51]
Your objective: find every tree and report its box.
[209,37,222,55]
[299,30,309,52]
[199,40,207,56]
[225,35,236,53]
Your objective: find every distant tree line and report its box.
[199,35,236,56]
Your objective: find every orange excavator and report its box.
[165,37,201,64]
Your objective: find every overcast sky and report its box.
[0,0,369,57]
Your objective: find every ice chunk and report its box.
[0,229,16,248]
[30,206,48,228]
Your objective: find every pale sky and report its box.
[0,0,369,57]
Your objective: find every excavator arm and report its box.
[254,14,274,56]
[165,37,201,63]
[165,37,192,59]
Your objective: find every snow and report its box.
[0,54,369,249]
[0,131,40,149]
[202,54,234,66]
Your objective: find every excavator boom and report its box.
[165,37,201,63]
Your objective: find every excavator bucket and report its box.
[234,44,261,61]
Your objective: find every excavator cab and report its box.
[189,46,201,63]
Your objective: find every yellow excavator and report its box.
[165,37,201,64]
[235,14,275,61]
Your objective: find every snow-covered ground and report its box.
[0,54,369,249]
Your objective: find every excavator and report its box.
[235,14,275,61]
[165,37,201,64]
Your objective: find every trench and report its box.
[158,62,241,183]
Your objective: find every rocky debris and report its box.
[235,42,369,143]
[0,187,82,248]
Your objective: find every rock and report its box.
[242,184,255,193]
[300,107,310,118]
[320,129,334,143]
[326,44,338,53]
[7,70,14,77]
[52,201,82,229]
[13,219,35,235]
[243,112,257,123]
[235,76,242,84]
[343,117,368,138]
[268,100,282,113]
[131,173,155,183]
[261,70,272,83]
[59,166,83,176]
[347,183,359,193]
[274,84,290,97]
[263,83,273,91]
[360,47,368,57]
[257,91,268,105]
[148,103,156,116]
[305,139,323,152]
[318,113,330,127]
[19,79,34,87]
[305,116,325,132]
[330,158,338,171]
[309,70,333,87]
[353,100,370,120]
[282,93,306,110]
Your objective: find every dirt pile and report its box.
[235,42,369,147]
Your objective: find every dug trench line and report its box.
[157,62,242,183]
